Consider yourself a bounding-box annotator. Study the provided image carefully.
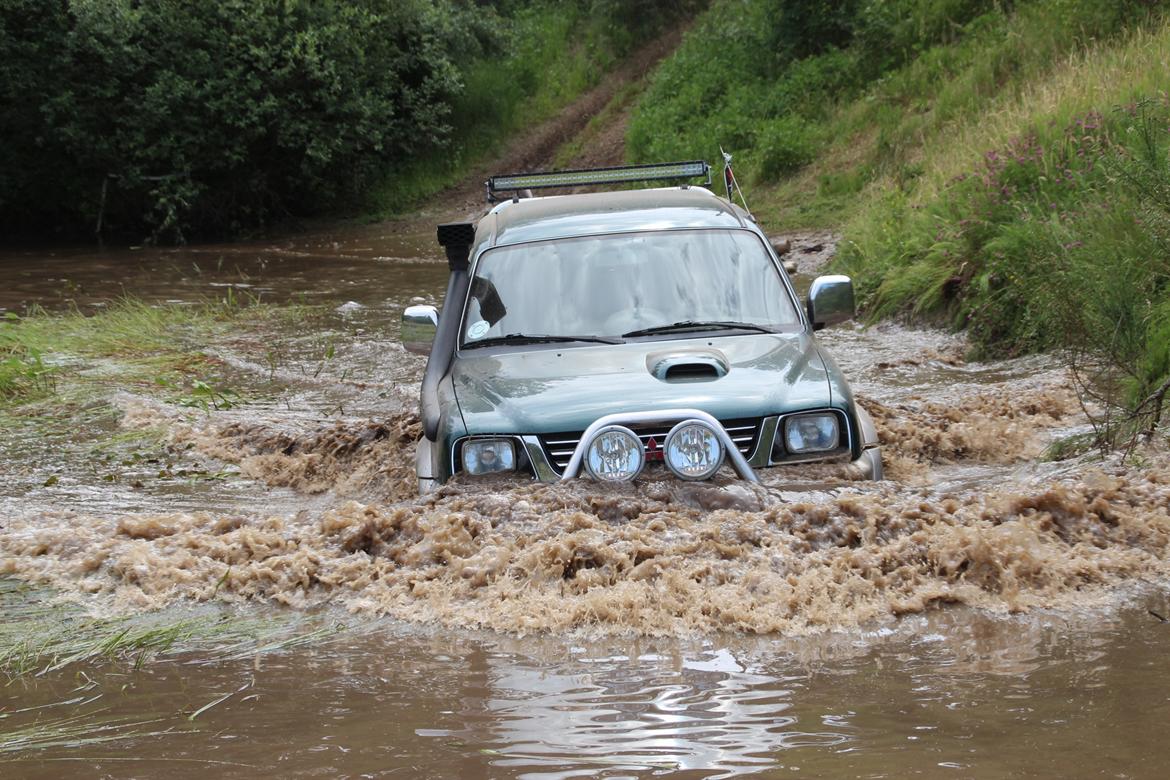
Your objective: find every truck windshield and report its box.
[461,229,800,347]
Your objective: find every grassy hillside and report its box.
[630,0,1170,439]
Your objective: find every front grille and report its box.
[538,417,762,473]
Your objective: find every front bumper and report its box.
[558,408,759,482]
[438,407,881,489]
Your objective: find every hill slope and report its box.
[628,0,1170,438]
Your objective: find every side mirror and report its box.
[807,275,854,330]
[402,304,439,355]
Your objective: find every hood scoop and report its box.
[646,348,730,383]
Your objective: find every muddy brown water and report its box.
[1,225,1168,778]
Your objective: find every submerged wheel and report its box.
[415,438,439,495]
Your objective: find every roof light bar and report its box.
[487,160,710,198]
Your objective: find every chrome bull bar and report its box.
[559,408,760,483]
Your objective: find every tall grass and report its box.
[833,18,1170,443]
[837,31,1170,434]
[630,0,1164,228]
[0,345,54,404]
[0,579,344,761]
[628,0,1170,438]
[1,711,175,754]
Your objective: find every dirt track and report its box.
[444,27,685,218]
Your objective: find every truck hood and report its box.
[451,333,833,434]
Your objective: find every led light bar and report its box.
[487,160,710,196]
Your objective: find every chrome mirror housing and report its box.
[807,274,854,330]
[402,304,439,355]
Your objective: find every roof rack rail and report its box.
[486,160,711,201]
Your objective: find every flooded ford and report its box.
[1,218,1168,779]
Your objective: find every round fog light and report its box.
[584,425,644,482]
[664,420,724,480]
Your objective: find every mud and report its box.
[133,405,424,503]
[862,383,1082,480]
[4,434,1168,635]
[2,240,1156,638]
[4,222,1170,777]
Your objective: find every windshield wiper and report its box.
[622,320,777,338]
[463,333,624,349]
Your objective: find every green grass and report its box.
[836,36,1170,424]
[0,296,310,408]
[0,344,55,404]
[1,711,176,755]
[0,579,344,680]
[631,0,1162,205]
[627,0,1170,437]
[0,578,345,762]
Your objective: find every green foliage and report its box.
[629,0,1158,185]
[0,345,56,405]
[2,0,690,238]
[629,0,1005,174]
[843,98,1170,434]
[630,0,1169,433]
[588,0,706,56]
[0,0,477,240]
[756,116,820,180]
[762,0,862,60]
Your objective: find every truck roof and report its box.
[479,187,750,249]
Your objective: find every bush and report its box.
[629,0,1000,183]
[0,0,476,241]
[761,0,861,60]
[755,117,819,179]
[840,98,1170,438]
[1,0,699,237]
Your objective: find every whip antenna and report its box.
[720,147,753,219]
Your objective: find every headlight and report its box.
[664,420,724,480]
[782,413,840,454]
[462,439,516,475]
[584,425,644,482]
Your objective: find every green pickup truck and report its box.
[402,161,881,493]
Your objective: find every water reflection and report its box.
[416,645,843,778]
[401,604,1170,779]
[3,573,1169,778]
